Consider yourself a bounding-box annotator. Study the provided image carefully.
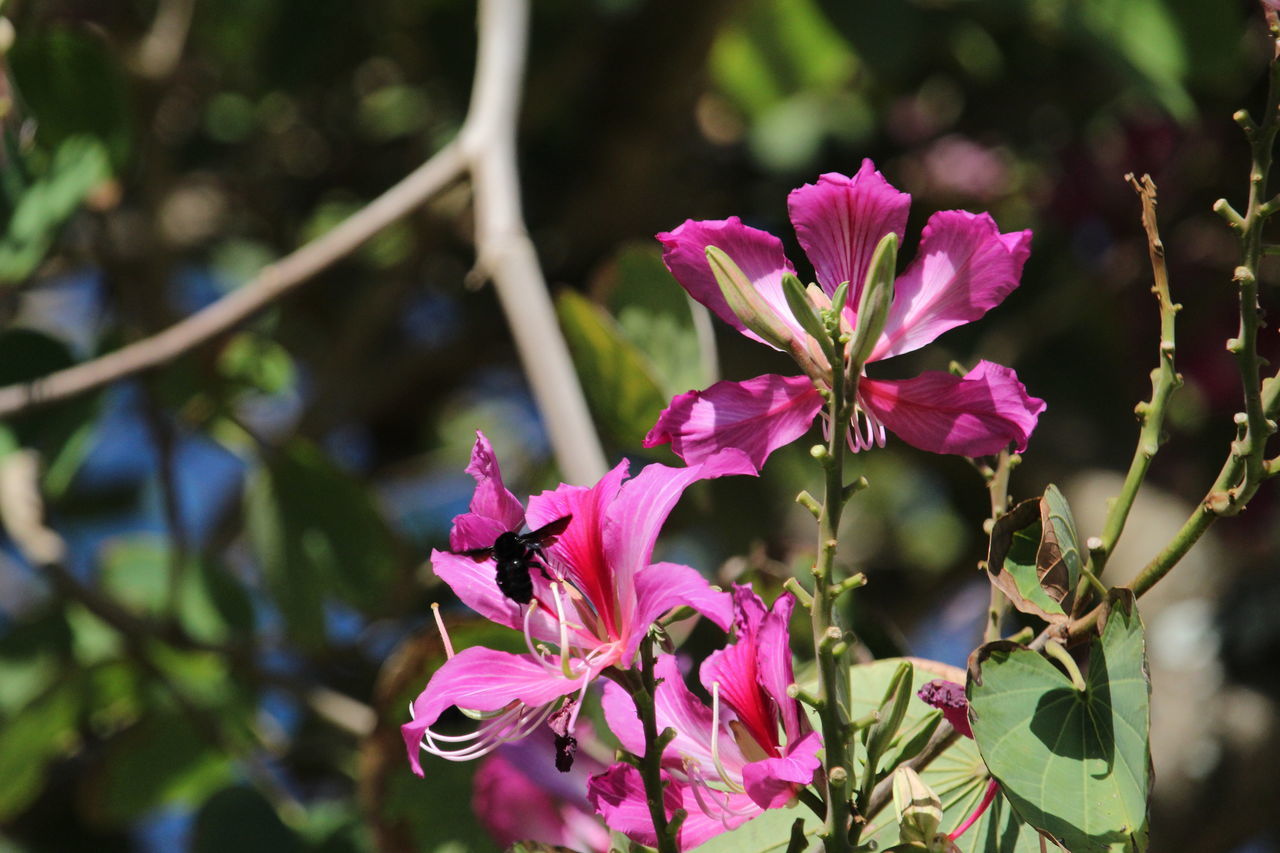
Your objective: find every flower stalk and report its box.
[634,640,683,853]
[809,315,858,852]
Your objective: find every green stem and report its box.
[1043,641,1087,691]
[1220,56,1280,513]
[1059,42,1280,643]
[1091,175,1182,578]
[811,375,856,852]
[982,449,1015,642]
[634,641,681,853]
[1065,306,1280,643]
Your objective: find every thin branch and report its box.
[0,140,467,417]
[0,0,610,484]
[131,0,197,80]
[1090,174,1181,578]
[459,0,607,483]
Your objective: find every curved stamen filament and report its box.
[431,603,455,659]
[685,761,756,827]
[419,700,557,762]
[522,601,559,673]
[709,682,747,793]
[551,583,577,679]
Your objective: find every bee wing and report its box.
[524,514,572,544]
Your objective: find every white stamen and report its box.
[418,699,558,762]
[551,583,577,679]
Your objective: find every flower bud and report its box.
[892,766,943,846]
[707,246,795,351]
[847,232,898,373]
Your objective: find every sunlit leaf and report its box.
[0,680,81,820]
[604,243,713,396]
[0,137,111,284]
[557,290,668,449]
[689,805,819,852]
[968,591,1151,852]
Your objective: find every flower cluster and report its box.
[402,161,1044,851]
[646,160,1043,470]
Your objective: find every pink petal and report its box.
[429,549,561,643]
[644,374,824,471]
[601,655,746,779]
[449,431,525,551]
[606,454,754,638]
[859,362,1045,457]
[787,161,911,304]
[741,730,823,809]
[702,632,777,755]
[872,211,1032,361]
[754,592,806,744]
[527,463,630,636]
[401,647,587,776]
[917,679,973,739]
[625,562,733,665]
[657,218,800,348]
[588,764,758,850]
[473,752,569,848]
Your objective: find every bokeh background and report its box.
[1,0,1279,851]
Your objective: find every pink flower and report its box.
[587,587,821,849]
[473,725,611,853]
[916,678,972,739]
[401,432,753,775]
[644,160,1045,470]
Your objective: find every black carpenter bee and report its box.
[454,515,572,604]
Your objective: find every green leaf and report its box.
[0,329,99,475]
[968,590,1151,852]
[985,484,1083,624]
[0,137,111,284]
[557,289,669,448]
[0,610,73,716]
[217,332,297,395]
[79,711,235,825]
[689,804,820,852]
[192,787,305,853]
[8,28,132,166]
[606,243,714,397]
[245,439,400,646]
[852,659,1043,853]
[0,679,81,820]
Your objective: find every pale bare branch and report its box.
[0,0,609,483]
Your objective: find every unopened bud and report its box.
[892,767,943,846]
[707,246,795,351]
[847,233,898,372]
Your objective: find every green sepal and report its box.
[847,232,898,371]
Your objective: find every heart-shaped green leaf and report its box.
[968,591,1151,852]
